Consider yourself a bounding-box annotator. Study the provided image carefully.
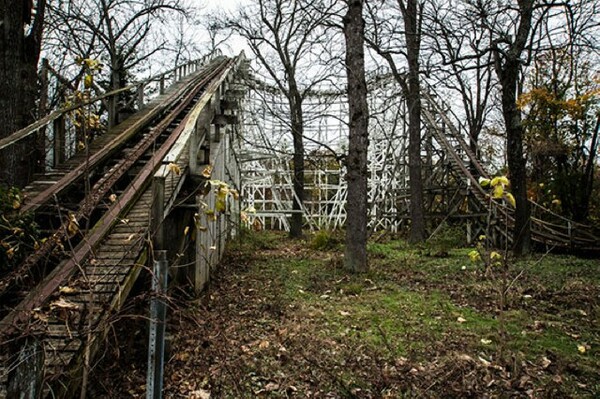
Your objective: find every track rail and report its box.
[0,58,231,303]
[0,55,239,396]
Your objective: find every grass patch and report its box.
[159,231,600,398]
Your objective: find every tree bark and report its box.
[401,0,426,243]
[289,89,305,238]
[0,0,46,187]
[493,0,534,255]
[343,0,369,273]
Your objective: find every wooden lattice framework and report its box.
[238,71,489,238]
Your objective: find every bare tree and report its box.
[0,0,47,187]
[45,0,185,125]
[365,0,427,243]
[427,0,496,168]
[344,0,369,272]
[226,0,338,238]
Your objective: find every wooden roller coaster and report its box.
[0,53,247,397]
[421,89,600,252]
[0,51,597,398]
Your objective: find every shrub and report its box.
[0,185,39,270]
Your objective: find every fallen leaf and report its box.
[265,382,279,392]
[51,298,80,311]
[108,193,117,203]
[59,286,78,295]
[541,356,551,369]
[457,316,467,323]
[577,344,586,354]
[480,338,492,345]
[259,340,270,349]
[339,310,350,316]
[189,389,210,399]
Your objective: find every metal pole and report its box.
[147,250,168,399]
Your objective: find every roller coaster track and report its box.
[421,89,600,251]
[0,54,243,397]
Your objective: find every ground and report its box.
[88,230,600,398]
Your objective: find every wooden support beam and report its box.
[151,175,166,251]
[6,338,44,399]
[194,194,209,295]
[53,115,66,167]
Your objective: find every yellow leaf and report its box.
[552,199,561,206]
[12,199,21,209]
[6,246,15,259]
[184,226,190,236]
[491,176,508,187]
[67,213,79,237]
[478,235,486,241]
[217,183,229,198]
[168,163,181,176]
[201,165,213,178]
[478,177,490,187]
[468,250,481,262]
[84,74,93,89]
[490,251,502,261]
[493,184,504,199]
[216,197,226,213]
[457,316,467,323]
[578,344,586,354]
[481,338,492,345]
[505,193,516,207]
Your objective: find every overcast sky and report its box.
[200,0,251,56]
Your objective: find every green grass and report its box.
[229,231,600,396]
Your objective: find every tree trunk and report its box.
[289,93,305,238]
[500,73,531,254]
[343,0,369,273]
[0,0,46,187]
[493,0,534,255]
[402,0,426,243]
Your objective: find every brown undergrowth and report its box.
[88,230,600,398]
